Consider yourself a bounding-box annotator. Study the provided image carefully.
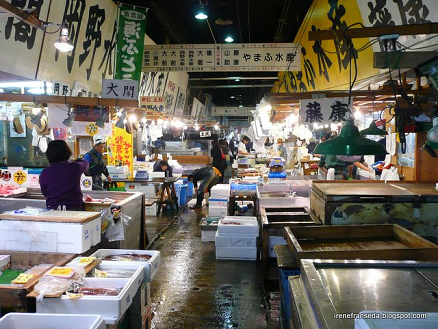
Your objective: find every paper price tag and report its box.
[66,292,83,299]
[76,257,96,266]
[47,267,75,278]
[95,269,108,278]
[12,273,35,284]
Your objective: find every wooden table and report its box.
[155,177,179,216]
[300,158,320,175]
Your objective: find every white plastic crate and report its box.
[210,184,230,198]
[90,249,160,282]
[355,312,438,329]
[201,230,216,242]
[208,198,228,208]
[0,217,101,253]
[216,246,257,260]
[0,313,105,329]
[37,276,141,325]
[218,216,259,236]
[209,206,227,217]
[215,231,257,247]
[268,236,287,258]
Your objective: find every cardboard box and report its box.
[0,254,11,271]
[128,306,152,329]
[128,282,151,316]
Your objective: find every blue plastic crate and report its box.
[279,269,300,329]
[268,171,286,178]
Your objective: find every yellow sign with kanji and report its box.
[13,170,27,185]
[107,126,134,177]
[86,123,99,136]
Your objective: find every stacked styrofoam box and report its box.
[216,216,259,260]
[0,313,106,329]
[37,265,144,325]
[268,236,287,258]
[0,217,101,253]
[209,184,230,217]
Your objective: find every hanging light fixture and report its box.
[31,108,44,127]
[115,109,126,129]
[54,24,74,52]
[62,107,76,127]
[360,120,388,136]
[427,113,438,143]
[225,36,234,43]
[95,107,108,128]
[313,119,388,155]
[195,0,208,19]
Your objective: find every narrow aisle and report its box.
[149,208,268,329]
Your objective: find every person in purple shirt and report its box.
[39,140,89,211]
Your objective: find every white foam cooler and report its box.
[90,249,161,282]
[0,313,105,329]
[217,216,259,235]
[216,246,257,260]
[37,275,142,325]
[210,184,230,198]
[208,198,228,208]
[209,206,227,217]
[215,231,257,248]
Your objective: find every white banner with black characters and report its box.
[143,43,301,72]
[0,0,51,80]
[101,79,139,100]
[299,98,349,125]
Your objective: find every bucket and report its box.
[179,184,188,207]
[187,182,194,197]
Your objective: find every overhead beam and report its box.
[374,52,438,69]
[188,77,279,81]
[191,84,276,89]
[265,89,435,103]
[0,94,138,108]
[308,23,438,41]
[0,0,44,28]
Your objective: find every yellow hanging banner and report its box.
[275,0,380,94]
[107,126,134,178]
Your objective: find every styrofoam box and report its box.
[209,206,228,217]
[218,216,259,236]
[90,249,161,282]
[148,172,165,179]
[0,313,106,329]
[215,231,257,247]
[126,183,158,196]
[201,230,216,242]
[210,184,230,198]
[0,217,101,253]
[209,198,228,208]
[37,274,143,325]
[145,204,157,217]
[216,246,257,260]
[355,312,438,329]
[268,236,287,258]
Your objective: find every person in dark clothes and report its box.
[219,138,232,164]
[374,137,387,162]
[39,140,89,210]
[307,137,318,154]
[211,140,226,183]
[188,166,221,209]
[153,160,173,177]
[84,137,112,190]
[229,138,236,156]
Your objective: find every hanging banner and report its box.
[299,98,349,125]
[143,43,301,72]
[0,0,51,80]
[101,79,139,100]
[115,5,148,83]
[107,126,133,175]
[37,0,118,95]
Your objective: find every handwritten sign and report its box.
[107,126,133,176]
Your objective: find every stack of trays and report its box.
[215,216,259,260]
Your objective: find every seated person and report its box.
[188,166,221,209]
[153,160,173,177]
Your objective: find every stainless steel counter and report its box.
[294,260,438,328]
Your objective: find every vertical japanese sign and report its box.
[107,126,133,176]
[115,5,147,83]
[299,98,349,125]
[37,0,118,95]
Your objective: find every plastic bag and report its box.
[326,168,335,180]
[34,266,85,302]
[3,206,51,216]
[380,167,400,181]
[101,205,131,241]
[105,219,125,242]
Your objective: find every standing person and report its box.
[318,155,348,180]
[39,140,89,210]
[238,136,251,155]
[211,140,226,183]
[188,166,221,209]
[277,138,287,159]
[307,137,318,154]
[153,160,173,177]
[84,136,112,190]
[219,138,232,165]
[229,137,236,156]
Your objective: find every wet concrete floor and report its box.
[147,207,269,329]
